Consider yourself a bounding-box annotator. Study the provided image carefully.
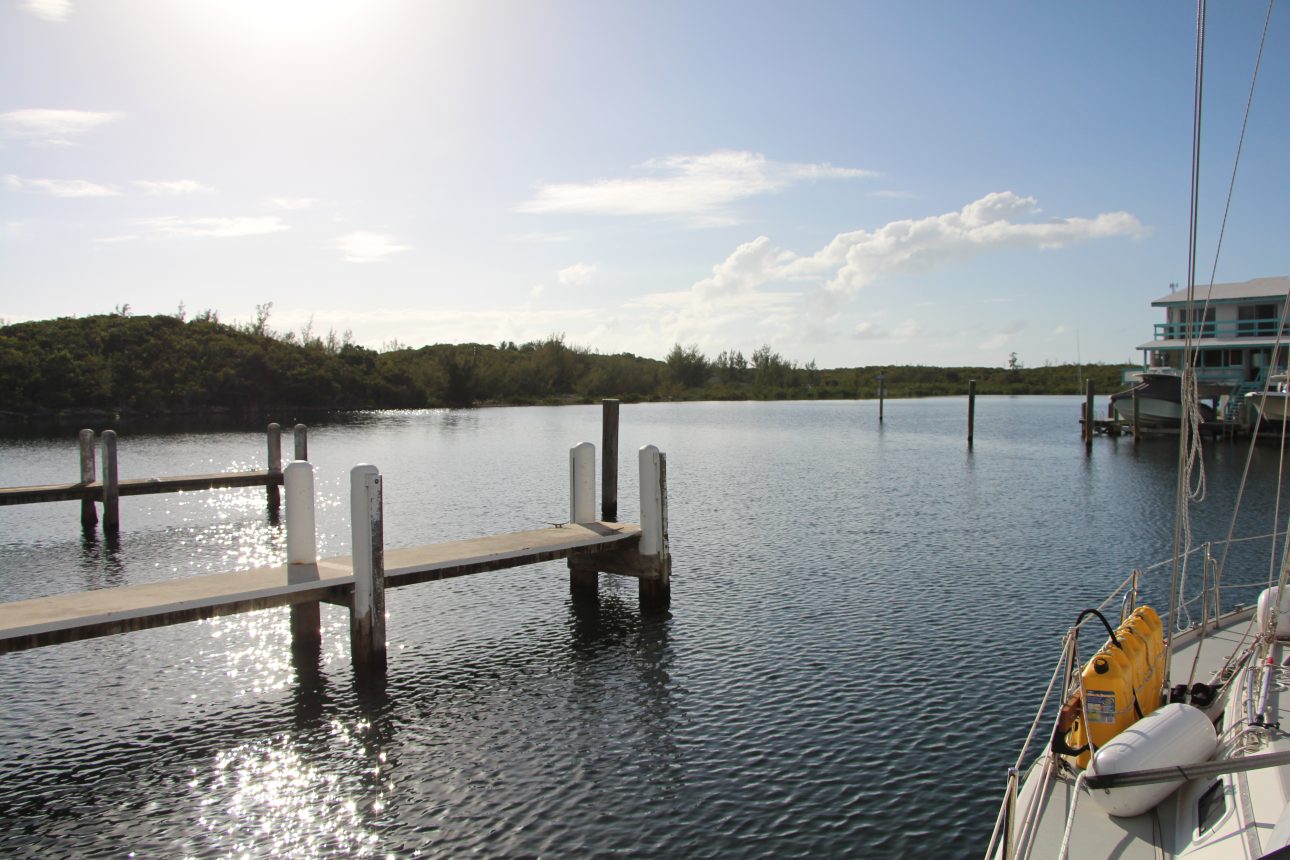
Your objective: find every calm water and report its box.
[1,397,1287,858]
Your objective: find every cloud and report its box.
[558,262,596,286]
[334,231,410,263]
[4,174,118,197]
[136,216,289,238]
[0,109,122,145]
[783,191,1144,295]
[134,180,215,195]
[266,196,317,210]
[518,150,875,225]
[21,0,72,21]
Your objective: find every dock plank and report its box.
[0,522,640,653]
[0,470,284,506]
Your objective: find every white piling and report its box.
[570,442,596,524]
[284,461,317,564]
[350,464,386,669]
[639,445,665,556]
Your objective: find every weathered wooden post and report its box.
[285,461,320,651]
[101,429,119,532]
[638,444,671,609]
[601,400,619,522]
[293,424,308,461]
[1133,391,1141,443]
[878,373,885,423]
[967,380,976,447]
[349,464,386,670]
[1085,379,1095,451]
[266,423,282,509]
[78,429,97,527]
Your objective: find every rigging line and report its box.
[1168,0,1208,683]
[1205,0,1276,292]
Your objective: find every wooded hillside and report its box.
[0,313,1132,417]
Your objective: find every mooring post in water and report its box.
[285,461,321,650]
[349,465,386,670]
[570,442,596,524]
[1085,380,1095,451]
[967,380,976,447]
[1133,391,1140,443]
[601,399,619,522]
[266,423,282,509]
[101,430,119,532]
[569,442,599,593]
[293,424,308,461]
[78,429,97,527]
[638,444,671,609]
[878,373,885,423]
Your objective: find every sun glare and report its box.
[210,0,365,43]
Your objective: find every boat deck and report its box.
[1006,607,1289,858]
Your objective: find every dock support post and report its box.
[101,430,119,533]
[78,429,97,527]
[1084,380,1095,451]
[570,442,599,593]
[1133,392,1140,443]
[285,462,321,653]
[967,380,976,447]
[601,400,619,522]
[570,442,595,524]
[293,424,308,461]
[349,465,386,671]
[637,445,671,609]
[266,423,282,509]
[878,373,885,423]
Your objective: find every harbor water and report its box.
[1,396,1287,858]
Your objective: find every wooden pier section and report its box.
[0,522,642,654]
[0,403,670,670]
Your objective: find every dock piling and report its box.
[878,373,885,423]
[570,442,595,524]
[293,424,308,461]
[101,430,119,533]
[78,429,97,527]
[349,465,386,670]
[638,445,671,609]
[601,399,619,522]
[285,461,321,652]
[267,423,282,509]
[1084,380,1095,451]
[967,380,976,447]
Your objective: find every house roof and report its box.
[1152,276,1290,306]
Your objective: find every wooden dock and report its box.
[0,522,641,654]
[0,405,669,671]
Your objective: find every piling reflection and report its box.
[78,526,124,589]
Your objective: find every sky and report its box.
[2,0,1287,369]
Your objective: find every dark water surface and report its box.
[1,397,1287,858]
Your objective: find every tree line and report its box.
[0,312,1132,418]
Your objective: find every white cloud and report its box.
[4,174,118,197]
[0,109,122,145]
[531,284,546,299]
[266,196,317,210]
[518,150,875,225]
[558,262,596,286]
[134,180,215,195]
[137,216,289,238]
[22,0,72,22]
[335,231,410,263]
